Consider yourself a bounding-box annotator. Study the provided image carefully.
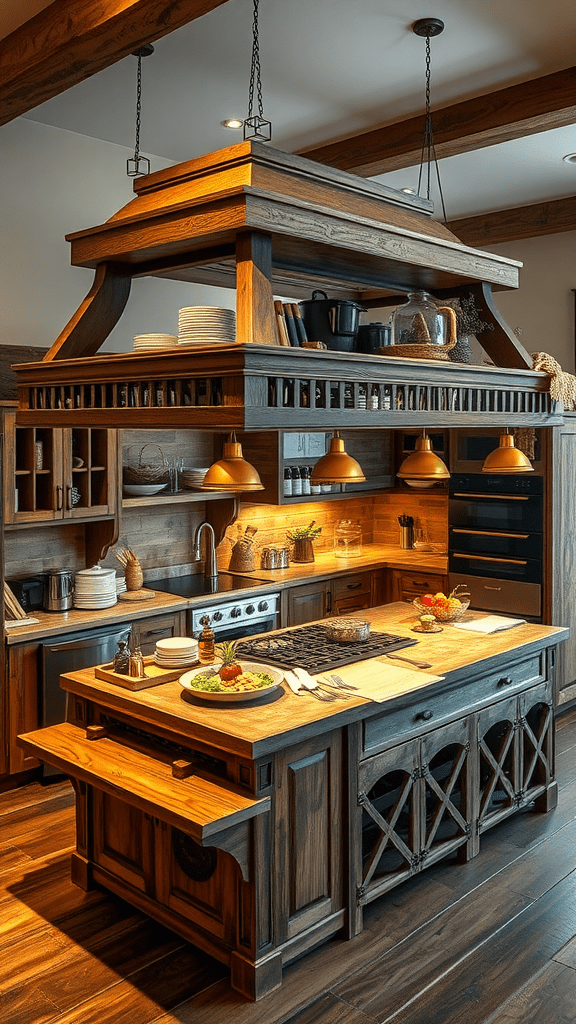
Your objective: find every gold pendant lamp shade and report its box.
[201,433,264,491]
[481,431,534,474]
[396,431,450,488]
[310,431,366,485]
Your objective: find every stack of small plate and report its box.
[180,467,209,489]
[178,307,236,346]
[154,636,199,669]
[73,565,118,609]
[133,333,178,352]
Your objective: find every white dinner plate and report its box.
[180,661,283,702]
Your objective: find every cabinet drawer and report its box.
[132,612,185,655]
[362,653,546,756]
[395,571,446,600]
[332,573,371,599]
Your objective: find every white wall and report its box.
[0,118,234,355]
[1,117,574,370]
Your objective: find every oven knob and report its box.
[212,610,223,622]
[258,601,269,612]
[231,606,242,618]
[246,604,255,614]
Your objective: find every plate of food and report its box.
[180,642,283,702]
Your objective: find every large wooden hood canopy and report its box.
[14,141,558,430]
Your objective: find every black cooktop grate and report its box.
[235,624,417,674]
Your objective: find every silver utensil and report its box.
[385,652,432,669]
[330,673,358,691]
[293,667,336,702]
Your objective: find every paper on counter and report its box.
[452,614,526,634]
[329,659,443,703]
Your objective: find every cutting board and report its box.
[323,657,443,703]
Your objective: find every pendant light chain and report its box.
[127,44,153,177]
[413,18,447,224]
[244,0,272,141]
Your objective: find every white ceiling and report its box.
[3,0,576,220]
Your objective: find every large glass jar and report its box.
[391,291,454,348]
[334,520,362,558]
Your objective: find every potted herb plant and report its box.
[286,520,322,563]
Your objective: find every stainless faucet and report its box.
[193,522,218,581]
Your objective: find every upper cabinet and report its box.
[2,408,118,525]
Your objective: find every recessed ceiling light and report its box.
[562,153,576,164]
[221,118,244,129]
[400,187,417,194]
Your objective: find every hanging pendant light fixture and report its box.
[397,430,450,487]
[310,432,366,485]
[243,0,272,141]
[201,433,264,491]
[412,17,447,224]
[481,431,534,474]
[126,44,154,177]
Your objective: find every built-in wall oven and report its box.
[448,473,543,620]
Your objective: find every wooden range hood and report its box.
[14,141,559,431]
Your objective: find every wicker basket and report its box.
[413,596,470,622]
[380,341,455,361]
[123,444,169,486]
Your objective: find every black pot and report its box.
[356,323,391,353]
[299,290,367,351]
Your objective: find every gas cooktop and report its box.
[150,572,265,600]
[235,624,417,674]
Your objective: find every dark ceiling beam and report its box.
[299,66,576,177]
[0,0,232,129]
[450,196,576,248]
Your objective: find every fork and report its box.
[330,674,358,691]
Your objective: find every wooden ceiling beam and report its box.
[300,66,576,177]
[0,0,232,129]
[450,196,576,248]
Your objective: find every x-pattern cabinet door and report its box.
[419,715,473,871]
[518,682,555,809]
[476,694,518,837]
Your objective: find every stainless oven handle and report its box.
[452,553,528,565]
[452,492,530,501]
[452,528,529,539]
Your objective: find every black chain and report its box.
[133,51,143,163]
[417,31,447,223]
[248,0,264,119]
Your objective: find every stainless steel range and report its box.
[189,593,280,640]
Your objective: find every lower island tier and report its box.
[18,603,568,1001]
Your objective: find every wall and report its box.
[0,119,234,355]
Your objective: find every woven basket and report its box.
[379,341,455,361]
[413,597,470,622]
[123,444,169,486]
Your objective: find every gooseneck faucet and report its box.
[193,522,218,581]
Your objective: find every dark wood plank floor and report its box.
[3,708,576,1024]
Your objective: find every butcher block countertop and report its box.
[56,603,567,760]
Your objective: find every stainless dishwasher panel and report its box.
[41,623,132,727]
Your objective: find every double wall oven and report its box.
[448,431,544,621]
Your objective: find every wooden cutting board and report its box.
[321,658,443,703]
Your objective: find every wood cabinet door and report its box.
[518,681,554,805]
[475,693,519,836]
[6,642,41,774]
[332,572,372,615]
[92,789,155,893]
[273,729,344,944]
[286,581,330,626]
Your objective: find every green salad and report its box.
[190,669,276,693]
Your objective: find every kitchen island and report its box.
[18,603,568,1000]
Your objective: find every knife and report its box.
[385,652,432,669]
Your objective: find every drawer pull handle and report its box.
[416,709,434,721]
[347,582,363,590]
[497,676,514,687]
[147,628,171,635]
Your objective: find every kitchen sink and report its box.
[150,572,266,599]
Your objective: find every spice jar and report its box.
[198,616,215,664]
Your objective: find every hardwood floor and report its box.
[3,709,576,1024]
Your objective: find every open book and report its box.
[452,615,526,634]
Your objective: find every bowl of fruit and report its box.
[413,586,470,623]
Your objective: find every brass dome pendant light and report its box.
[311,432,366,485]
[396,430,450,488]
[201,433,264,491]
[481,430,534,474]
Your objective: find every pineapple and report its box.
[216,640,242,683]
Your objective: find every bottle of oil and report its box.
[198,615,215,664]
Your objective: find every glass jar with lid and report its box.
[334,520,362,558]
[390,290,457,350]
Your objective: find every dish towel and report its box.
[452,615,526,634]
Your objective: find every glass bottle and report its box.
[283,466,293,497]
[301,465,311,495]
[198,616,215,664]
[291,466,302,496]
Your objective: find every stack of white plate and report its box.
[180,467,209,489]
[73,565,118,609]
[155,636,199,668]
[178,307,236,346]
[116,574,127,595]
[133,333,178,351]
